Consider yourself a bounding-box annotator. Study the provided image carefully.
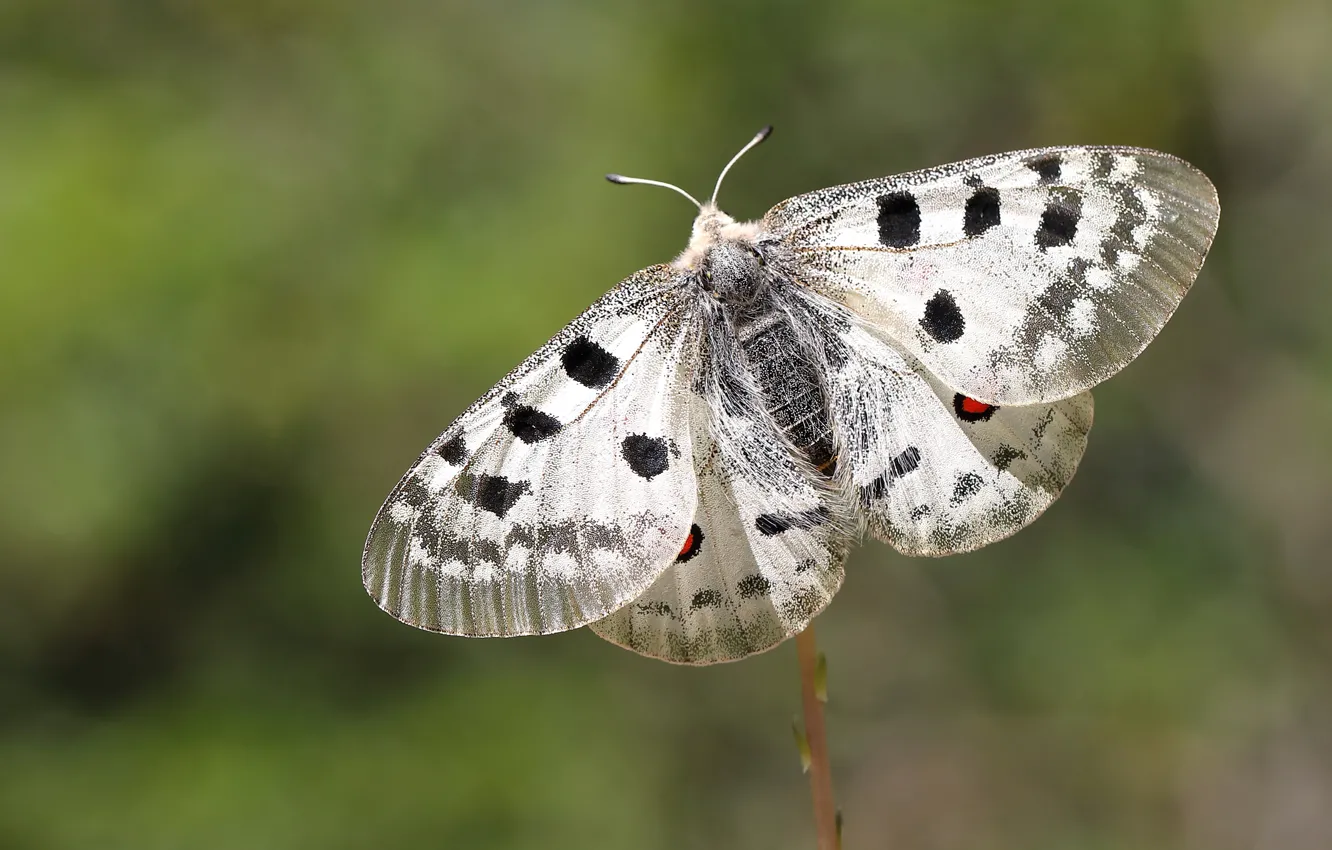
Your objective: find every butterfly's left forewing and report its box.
[363,265,702,637]
[767,146,1218,405]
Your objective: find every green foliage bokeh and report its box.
[3,1,1330,848]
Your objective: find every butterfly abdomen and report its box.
[736,308,838,477]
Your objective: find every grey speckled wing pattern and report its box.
[364,135,1218,664]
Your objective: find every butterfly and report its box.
[362,127,1219,665]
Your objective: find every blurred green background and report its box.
[2,1,1330,848]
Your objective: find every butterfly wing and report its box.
[817,303,1092,555]
[590,318,852,664]
[362,265,703,637]
[765,146,1218,405]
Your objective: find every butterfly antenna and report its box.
[605,174,703,211]
[710,125,773,207]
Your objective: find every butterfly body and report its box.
[684,211,842,478]
[733,306,840,478]
[364,141,1218,664]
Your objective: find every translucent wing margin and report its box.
[765,146,1219,405]
[362,265,701,636]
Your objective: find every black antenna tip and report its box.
[605,173,628,184]
[757,124,774,141]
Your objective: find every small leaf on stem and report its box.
[792,718,812,774]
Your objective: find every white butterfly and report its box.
[363,128,1219,665]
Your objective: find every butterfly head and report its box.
[606,124,774,287]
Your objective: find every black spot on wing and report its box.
[755,513,792,536]
[437,432,467,464]
[407,498,499,569]
[1027,153,1062,184]
[455,473,530,518]
[754,506,830,537]
[921,290,965,342]
[690,589,722,610]
[785,585,826,621]
[621,434,670,479]
[877,191,921,248]
[951,472,985,505]
[963,187,1001,237]
[561,335,620,389]
[1116,186,1148,233]
[1036,190,1082,250]
[1032,407,1056,442]
[859,446,922,502]
[1036,274,1081,319]
[992,444,1026,472]
[1103,185,1148,264]
[737,574,773,599]
[501,518,632,560]
[503,404,562,443]
[636,600,673,617]
[1089,150,1114,180]
[891,446,923,477]
[432,526,502,567]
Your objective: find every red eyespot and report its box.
[677,523,704,562]
[960,397,989,414]
[953,393,998,422]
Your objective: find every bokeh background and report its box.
[2,1,1330,848]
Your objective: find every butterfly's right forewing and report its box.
[363,265,702,637]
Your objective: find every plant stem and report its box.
[796,623,838,850]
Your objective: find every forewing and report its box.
[590,339,850,664]
[765,146,1219,405]
[362,265,701,636]
[825,313,1093,556]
